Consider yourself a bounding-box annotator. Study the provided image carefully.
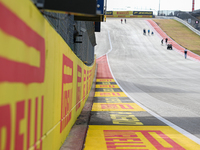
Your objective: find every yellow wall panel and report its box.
[112,11,133,15]
[0,0,96,150]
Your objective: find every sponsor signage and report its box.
[106,11,113,15]
[133,11,153,15]
[113,11,132,15]
[116,11,130,15]
[0,1,96,149]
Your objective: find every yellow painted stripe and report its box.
[0,30,40,67]
[92,103,145,111]
[96,84,119,88]
[84,125,200,150]
[95,92,127,97]
[96,79,115,82]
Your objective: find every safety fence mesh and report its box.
[40,10,96,65]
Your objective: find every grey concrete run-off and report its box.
[95,18,200,139]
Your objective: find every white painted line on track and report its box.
[96,30,112,59]
[105,29,200,145]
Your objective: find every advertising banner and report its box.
[0,0,96,150]
[133,11,153,15]
[106,11,153,18]
[106,11,113,15]
[113,11,133,15]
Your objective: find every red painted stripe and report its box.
[107,145,146,148]
[77,65,82,82]
[105,138,141,141]
[33,96,43,150]
[0,2,45,83]
[27,99,31,150]
[76,65,82,111]
[108,149,148,150]
[60,55,73,133]
[104,130,138,132]
[0,57,44,83]
[84,70,86,81]
[0,105,11,150]
[119,104,134,109]
[14,101,25,150]
[0,2,44,52]
[96,55,113,79]
[34,97,38,150]
[39,96,44,150]
[106,142,143,144]
[62,55,73,83]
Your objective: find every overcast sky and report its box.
[107,0,200,13]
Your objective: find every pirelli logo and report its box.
[117,11,129,15]
[104,130,186,150]
[0,2,45,84]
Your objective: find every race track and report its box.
[95,18,200,139]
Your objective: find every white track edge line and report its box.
[96,30,112,59]
[105,28,200,145]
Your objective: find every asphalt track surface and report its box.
[94,18,200,143]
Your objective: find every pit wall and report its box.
[0,0,96,150]
[106,11,153,18]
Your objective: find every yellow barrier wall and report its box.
[0,0,96,150]
[112,11,133,15]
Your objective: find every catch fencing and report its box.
[41,11,96,65]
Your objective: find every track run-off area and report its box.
[84,18,200,149]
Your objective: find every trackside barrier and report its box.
[106,15,153,18]
[0,0,96,150]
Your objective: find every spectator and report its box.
[161,39,164,45]
[165,38,168,44]
[184,48,188,59]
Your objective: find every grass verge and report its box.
[153,19,200,55]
